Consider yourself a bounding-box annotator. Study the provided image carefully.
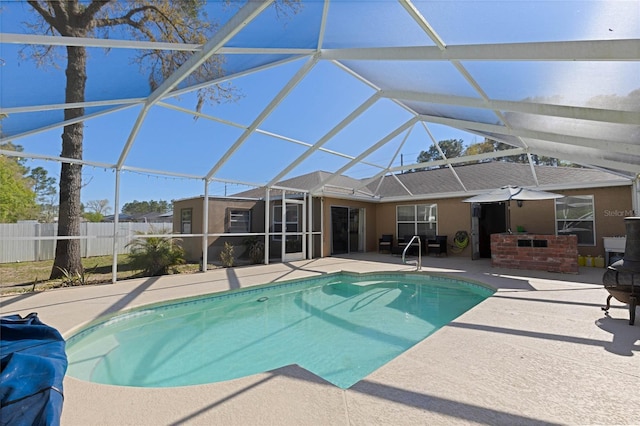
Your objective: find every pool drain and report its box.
[257,296,269,302]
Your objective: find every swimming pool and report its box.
[66,272,493,389]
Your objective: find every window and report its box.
[396,204,437,238]
[272,204,299,241]
[227,209,251,233]
[180,208,192,234]
[556,195,595,245]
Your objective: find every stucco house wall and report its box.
[558,186,632,257]
[374,198,472,256]
[175,183,632,264]
[173,197,265,262]
[321,197,378,257]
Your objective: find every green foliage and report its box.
[127,227,185,276]
[414,137,575,169]
[29,166,56,203]
[464,140,495,156]
[56,266,90,287]
[243,236,265,264]
[463,138,569,166]
[0,154,37,222]
[83,212,104,222]
[220,242,235,268]
[416,139,464,168]
[122,200,171,215]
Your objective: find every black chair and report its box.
[378,234,393,253]
[427,235,448,256]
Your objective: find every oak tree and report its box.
[25,1,298,279]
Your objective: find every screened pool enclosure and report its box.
[1,1,639,281]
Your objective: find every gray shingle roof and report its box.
[233,171,371,198]
[233,162,630,201]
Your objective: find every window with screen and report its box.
[396,204,437,238]
[180,208,192,234]
[227,209,251,233]
[556,195,595,245]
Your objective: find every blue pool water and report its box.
[66,272,493,389]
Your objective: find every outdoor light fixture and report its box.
[517,200,524,208]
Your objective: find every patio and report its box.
[1,254,638,425]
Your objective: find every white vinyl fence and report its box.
[0,222,173,263]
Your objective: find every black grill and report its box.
[602,217,639,325]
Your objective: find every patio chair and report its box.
[378,234,393,253]
[427,235,448,256]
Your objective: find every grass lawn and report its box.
[0,255,201,294]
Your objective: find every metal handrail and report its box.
[401,235,422,271]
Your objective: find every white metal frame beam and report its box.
[417,114,640,157]
[205,55,320,181]
[388,147,527,174]
[1,32,200,51]
[321,39,640,61]
[1,33,314,55]
[158,100,386,172]
[420,121,468,192]
[400,0,537,181]
[0,104,137,144]
[381,90,640,125]
[520,147,640,174]
[310,118,419,193]
[267,93,380,186]
[116,1,274,169]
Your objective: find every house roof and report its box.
[1,1,638,206]
[233,162,630,202]
[234,170,371,198]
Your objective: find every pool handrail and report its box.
[402,235,422,271]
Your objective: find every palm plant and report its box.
[126,227,185,276]
[243,236,265,264]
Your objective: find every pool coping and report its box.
[1,254,638,425]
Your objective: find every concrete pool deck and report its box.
[1,254,639,425]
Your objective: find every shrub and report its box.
[243,236,265,264]
[220,242,235,267]
[56,266,90,286]
[126,227,185,276]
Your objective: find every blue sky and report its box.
[1,1,638,213]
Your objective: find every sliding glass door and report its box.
[331,206,364,254]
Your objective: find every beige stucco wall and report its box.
[321,197,378,257]
[510,185,632,256]
[508,198,555,235]
[173,197,265,262]
[373,185,632,259]
[374,198,472,257]
[175,184,632,263]
[559,186,631,257]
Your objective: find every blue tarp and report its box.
[1,313,67,426]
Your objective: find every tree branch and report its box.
[94,5,158,29]
[26,1,58,32]
[80,0,114,28]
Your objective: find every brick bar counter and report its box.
[490,233,579,273]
